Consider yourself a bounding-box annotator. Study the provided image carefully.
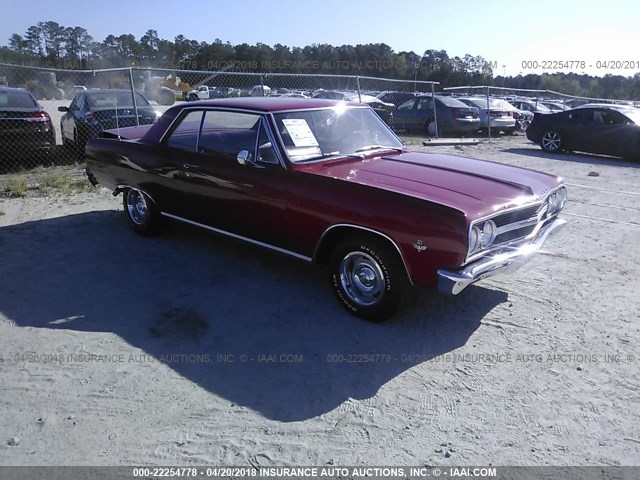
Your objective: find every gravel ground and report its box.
[0,134,639,466]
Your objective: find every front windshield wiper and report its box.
[353,145,405,154]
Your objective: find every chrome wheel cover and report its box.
[339,251,386,307]
[542,132,561,151]
[126,189,149,225]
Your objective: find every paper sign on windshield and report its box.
[282,119,319,147]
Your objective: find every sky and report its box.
[2,0,639,77]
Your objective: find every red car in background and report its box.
[85,98,567,321]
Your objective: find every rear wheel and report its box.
[123,188,164,235]
[541,131,563,153]
[329,236,407,322]
[425,121,437,136]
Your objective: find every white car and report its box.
[458,97,516,134]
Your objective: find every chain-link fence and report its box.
[2,62,640,173]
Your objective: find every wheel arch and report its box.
[114,184,160,208]
[312,224,413,285]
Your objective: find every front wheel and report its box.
[540,131,563,153]
[329,237,407,322]
[123,188,163,235]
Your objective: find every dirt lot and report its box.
[0,134,639,466]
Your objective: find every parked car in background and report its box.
[85,97,567,321]
[526,105,640,160]
[59,89,157,152]
[376,91,419,107]
[0,86,55,161]
[187,86,241,101]
[493,99,534,131]
[313,90,395,123]
[457,97,516,134]
[391,95,480,135]
[250,85,272,96]
[540,101,568,112]
[509,99,552,114]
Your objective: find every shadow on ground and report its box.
[504,147,640,169]
[0,210,507,421]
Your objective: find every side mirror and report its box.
[236,150,252,166]
[237,150,265,169]
[58,106,69,112]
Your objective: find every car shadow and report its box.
[0,210,507,422]
[504,147,640,169]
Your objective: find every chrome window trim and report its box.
[159,106,268,145]
[257,116,287,169]
[464,184,567,264]
[160,212,312,262]
[313,223,414,285]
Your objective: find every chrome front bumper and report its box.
[437,217,566,295]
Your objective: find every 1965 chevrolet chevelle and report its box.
[85,97,567,321]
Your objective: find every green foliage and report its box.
[2,22,640,99]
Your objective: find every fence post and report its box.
[260,75,265,97]
[431,82,438,139]
[356,76,362,103]
[128,68,139,127]
[486,85,491,141]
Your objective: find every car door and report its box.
[61,94,82,141]
[393,98,418,131]
[572,109,622,154]
[168,109,291,249]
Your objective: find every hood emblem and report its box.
[412,240,427,252]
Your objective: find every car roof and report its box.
[179,97,361,112]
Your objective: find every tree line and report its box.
[2,22,640,100]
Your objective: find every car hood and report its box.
[293,151,562,221]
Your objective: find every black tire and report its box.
[122,188,164,235]
[188,93,198,102]
[329,236,407,322]
[503,127,516,135]
[425,120,437,136]
[540,130,563,153]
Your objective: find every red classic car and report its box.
[85,97,567,322]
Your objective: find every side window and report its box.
[198,110,261,160]
[397,99,416,110]
[417,98,432,110]
[166,110,204,152]
[68,96,79,111]
[601,111,625,125]
[568,111,586,124]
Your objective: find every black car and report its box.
[59,89,157,152]
[527,106,640,161]
[391,95,480,136]
[0,87,55,162]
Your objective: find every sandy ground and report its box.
[0,134,639,466]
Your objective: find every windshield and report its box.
[87,91,150,109]
[273,106,404,162]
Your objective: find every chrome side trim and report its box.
[313,223,414,285]
[160,212,313,262]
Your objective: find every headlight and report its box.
[481,220,497,248]
[548,187,567,215]
[469,225,481,252]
